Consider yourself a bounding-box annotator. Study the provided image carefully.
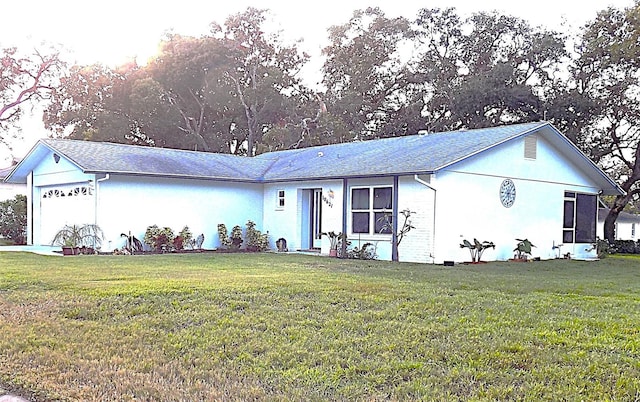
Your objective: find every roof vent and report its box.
[318,151,324,157]
[524,135,537,160]
[418,130,429,136]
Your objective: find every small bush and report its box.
[611,239,640,254]
[245,220,269,252]
[346,242,377,260]
[0,194,27,244]
[179,226,194,249]
[217,224,232,249]
[144,225,175,252]
[230,225,243,249]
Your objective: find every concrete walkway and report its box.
[0,245,61,256]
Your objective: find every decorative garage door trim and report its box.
[42,184,94,199]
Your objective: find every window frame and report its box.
[350,185,393,236]
[562,191,597,244]
[276,189,285,210]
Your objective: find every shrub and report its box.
[611,239,640,254]
[173,236,184,251]
[230,225,243,249]
[245,220,269,252]
[346,242,377,260]
[144,225,175,252]
[0,194,27,244]
[179,226,194,249]
[217,224,232,249]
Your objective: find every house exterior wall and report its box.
[397,175,436,263]
[597,217,640,241]
[96,175,264,252]
[326,176,435,263]
[30,152,96,246]
[433,134,601,262]
[614,222,638,241]
[0,182,25,201]
[262,180,343,252]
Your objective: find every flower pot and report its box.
[62,246,77,256]
[329,249,338,257]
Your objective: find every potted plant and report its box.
[52,224,104,255]
[512,238,535,261]
[322,231,344,257]
[460,238,495,263]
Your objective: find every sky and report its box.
[0,0,635,166]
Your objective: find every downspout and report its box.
[95,174,110,249]
[392,176,399,262]
[341,178,348,258]
[27,172,33,245]
[414,174,437,264]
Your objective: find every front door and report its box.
[312,189,323,248]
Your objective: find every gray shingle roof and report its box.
[255,122,546,181]
[3,121,622,196]
[36,121,548,182]
[40,139,272,181]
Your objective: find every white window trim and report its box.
[275,189,285,210]
[350,185,393,237]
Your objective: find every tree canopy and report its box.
[11,3,640,240]
[0,47,63,154]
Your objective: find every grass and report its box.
[0,252,639,401]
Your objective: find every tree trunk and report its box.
[604,208,620,243]
[604,193,632,243]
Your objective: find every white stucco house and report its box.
[598,207,640,241]
[3,121,623,262]
[0,164,26,201]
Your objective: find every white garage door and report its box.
[40,184,95,245]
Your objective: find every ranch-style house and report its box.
[4,121,623,262]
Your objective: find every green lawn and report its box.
[0,252,639,401]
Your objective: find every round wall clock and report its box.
[500,179,516,208]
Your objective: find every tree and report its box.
[568,2,640,242]
[45,8,310,156]
[322,7,416,140]
[0,194,27,244]
[220,7,310,155]
[412,8,567,132]
[1,47,64,150]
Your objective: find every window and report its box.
[563,192,596,243]
[276,190,285,209]
[351,186,393,235]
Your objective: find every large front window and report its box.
[563,192,597,243]
[351,186,393,235]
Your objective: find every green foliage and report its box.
[230,225,243,249]
[514,238,536,259]
[0,254,639,400]
[217,224,232,249]
[460,238,495,262]
[143,225,175,252]
[51,223,104,249]
[0,194,27,244]
[178,226,194,250]
[322,230,345,250]
[345,242,377,260]
[245,220,269,252]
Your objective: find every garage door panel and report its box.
[40,184,94,245]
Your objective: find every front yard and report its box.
[0,252,639,401]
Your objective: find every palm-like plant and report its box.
[460,238,495,263]
[51,224,104,249]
